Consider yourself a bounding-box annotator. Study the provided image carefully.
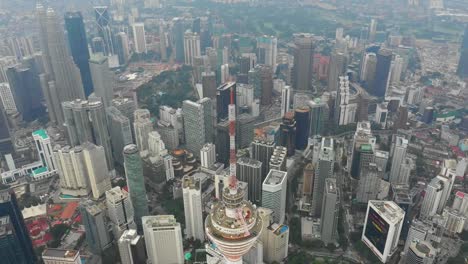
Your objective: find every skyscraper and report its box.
[248,64,273,105]
[107,107,133,166]
[311,137,334,216]
[32,129,56,171]
[132,23,147,54]
[335,76,357,126]
[118,229,146,264]
[279,112,296,156]
[62,98,113,170]
[320,178,339,245]
[106,187,136,238]
[373,49,393,97]
[407,241,436,264]
[83,143,112,199]
[269,146,287,172]
[94,6,114,55]
[123,144,149,232]
[327,51,348,92]
[292,33,315,91]
[200,143,216,169]
[202,71,217,98]
[308,98,329,137]
[252,138,276,179]
[362,201,404,263]
[142,215,184,264]
[183,32,201,65]
[262,169,288,225]
[357,163,382,203]
[294,107,311,150]
[89,54,114,106]
[53,145,90,196]
[182,176,204,241]
[172,18,185,63]
[237,157,263,204]
[64,11,93,96]
[217,82,236,121]
[389,136,409,184]
[182,98,213,156]
[80,200,112,254]
[115,32,130,65]
[457,26,468,78]
[0,83,17,114]
[133,109,153,152]
[0,187,36,264]
[369,19,377,42]
[280,85,291,117]
[350,121,376,179]
[420,176,447,220]
[256,35,278,69]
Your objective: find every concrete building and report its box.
[182,98,213,156]
[357,163,381,203]
[262,169,288,225]
[182,176,204,241]
[407,241,436,264]
[89,54,114,106]
[142,215,184,264]
[183,32,201,65]
[133,109,153,152]
[252,138,276,180]
[420,176,447,220]
[320,178,339,245]
[106,187,136,238]
[107,106,133,165]
[237,157,263,204]
[389,136,408,184]
[362,201,405,263]
[280,85,291,117]
[132,23,147,54]
[335,76,357,126]
[327,51,348,92]
[118,229,146,264]
[147,131,167,158]
[42,249,80,264]
[262,223,289,263]
[269,146,287,172]
[80,200,111,254]
[53,145,90,196]
[256,35,277,70]
[0,82,17,114]
[32,129,56,171]
[83,143,112,199]
[311,137,334,216]
[292,33,315,91]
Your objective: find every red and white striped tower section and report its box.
[205,87,263,264]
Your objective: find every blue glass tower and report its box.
[65,11,94,96]
[0,187,36,263]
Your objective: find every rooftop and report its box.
[369,200,405,223]
[264,169,287,186]
[143,215,179,227]
[32,129,48,140]
[42,248,79,259]
[325,178,337,194]
[32,166,48,175]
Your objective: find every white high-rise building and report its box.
[133,109,153,152]
[118,229,146,264]
[262,169,288,225]
[360,52,376,82]
[320,178,339,245]
[369,19,377,42]
[42,249,81,264]
[83,143,112,199]
[163,154,175,181]
[221,64,229,83]
[200,143,216,169]
[311,137,335,216]
[390,55,404,85]
[336,76,357,125]
[182,176,204,241]
[183,32,201,65]
[132,23,147,54]
[53,145,90,196]
[32,129,56,171]
[142,215,184,264]
[256,35,277,69]
[280,85,291,117]
[89,54,114,107]
[0,82,17,114]
[362,200,405,263]
[106,187,136,238]
[420,176,446,220]
[389,136,408,184]
[148,131,167,158]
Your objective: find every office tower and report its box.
[390,55,404,85]
[123,144,149,231]
[220,63,229,83]
[327,51,348,92]
[335,76,357,126]
[132,23,147,54]
[236,83,254,112]
[457,26,468,78]
[262,169,288,225]
[357,163,381,203]
[118,229,146,264]
[269,146,287,172]
[294,107,311,150]
[443,208,465,234]
[53,145,90,196]
[262,223,289,263]
[89,54,114,106]
[217,82,236,121]
[256,35,277,69]
[389,136,409,184]
[0,188,36,264]
[147,131,167,158]
[320,178,339,245]
[158,125,179,150]
[115,32,130,65]
[82,143,112,199]
[403,219,434,254]
[279,112,296,157]
[248,64,273,105]
[311,137,334,216]
[200,143,216,169]
[106,187,136,238]
[202,71,217,98]
[308,99,329,137]
[375,102,388,128]
[237,114,255,148]
[292,33,315,91]
[237,157,263,204]
[369,19,377,42]
[7,66,44,121]
[133,108,153,152]
[350,121,376,178]
[362,201,404,263]
[182,176,204,241]
[183,32,201,65]
[360,52,376,81]
[64,11,93,96]
[91,37,105,53]
[142,215,184,264]
[45,7,85,121]
[0,83,17,114]
[252,138,276,179]
[107,107,133,165]
[62,98,113,170]
[420,176,446,220]
[95,6,114,55]
[0,106,12,153]
[80,200,111,254]
[159,22,168,62]
[280,85,291,117]
[42,249,80,264]
[373,49,392,97]
[32,129,55,171]
[36,3,53,74]
[173,18,185,63]
[301,163,315,198]
[407,241,436,264]
[182,98,213,156]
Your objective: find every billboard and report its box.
[364,206,389,255]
